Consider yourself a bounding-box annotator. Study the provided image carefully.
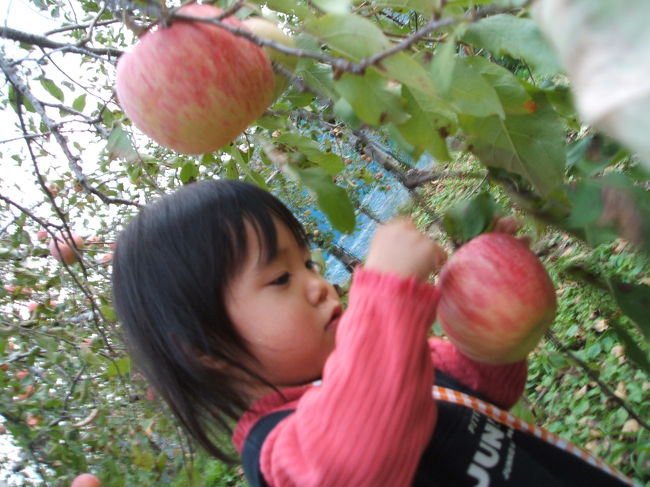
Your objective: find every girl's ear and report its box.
[199,354,230,371]
[179,340,230,372]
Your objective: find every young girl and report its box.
[112,179,636,486]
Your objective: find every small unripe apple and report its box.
[145,386,156,402]
[49,232,84,265]
[116,3,274,154]
[71,474,101,487]
[15,370,29,380]
[242,17,297,99]
[437,233,557,364]
[26,413,41,427]
[17,384,34,401]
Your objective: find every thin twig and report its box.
[0,51,140,208]
[0,26,123,57]
[44,19,119,36]
[547,331,650,432]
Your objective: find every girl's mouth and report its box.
[326,305,343,330]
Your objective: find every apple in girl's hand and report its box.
[437,233,557,364]
[116,3,274,154]
[70,474,101,487]
[49,232,84,265]
[242,17,297,99]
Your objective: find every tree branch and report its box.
[546,331,650,432]
[0,26,123,58]
[0,51,139,208]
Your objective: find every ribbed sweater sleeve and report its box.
[429,338,527,409]
[259,268,440,487]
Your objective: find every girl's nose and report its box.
[306,275,329,306]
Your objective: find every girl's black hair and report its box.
[111,179,308,461]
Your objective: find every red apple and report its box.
[145,386,156,402]
[115,3,274,154]
[26,413,41,427]
[437,233,557,364]
[36,229,48,241]
[15,370,29,380]
[71,474,101,487]
[49,232,84,265]
[17,384,34,401]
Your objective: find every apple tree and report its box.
[0,0,648,484]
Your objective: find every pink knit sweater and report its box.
[232,268,527,486]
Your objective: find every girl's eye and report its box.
[270,272,291,286]
[306,259,322,274]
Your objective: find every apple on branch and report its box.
[437,233,557,364]
[71,474,101,487]
[49,232,84,265]
[115,3,275,155]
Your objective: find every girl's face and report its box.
[226,219,342,388]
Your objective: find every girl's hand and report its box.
[365,218,447,281]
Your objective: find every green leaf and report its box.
[443,192,498,243]
[294,35,338,100]
[266,0,313,19]
[510,398,536,423]
[72,94,86,112]
[566,135,621,177]
[333,98,362,129]
[608,320,650,375]
[106,126,138,162]
[289,167,356,233]
[428,55,505,119]
[276,133,344,175]
[179,162,199,184]
[383,53,456,122]
[105,357,131,378]
[39,78,65,102]
[460,92,565,197]
[462,14,562,76]
[100,305,117,322]
[546,350,571,369]
[426,34,457,93]
[608,279,650,343]
[334,69,410,125]
[464,56,531,114]
[8,85,35,113]
[395,87,451,162]
[374,0,436,17]
[230,146,268,190]
[257,114,288,131]
[306,13,390,61]
[312,0,350,14]
[564,179,603,228]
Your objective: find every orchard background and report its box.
[1,0,649,485]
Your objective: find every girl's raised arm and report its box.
[257,219,445,486]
